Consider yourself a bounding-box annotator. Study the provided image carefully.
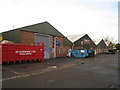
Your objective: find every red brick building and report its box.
[93,39,109,54]
[2,21,72,59]
[67,34,96,52]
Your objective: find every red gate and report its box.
[0,42,44,64]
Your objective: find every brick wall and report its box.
[96,48,109,54]
[64,46,72,56]
[56,37,64,57]
[49,36,72,58]
[56,37,71,57]
[20,31,72,58]
[73,46,83,50]
[20,30,35,45]
[49,36,54,58]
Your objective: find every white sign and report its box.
[15,51,36,55]
[81,39,91,45]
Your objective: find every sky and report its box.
[0,0,119,43]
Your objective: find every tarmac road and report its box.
[2,53,119,88]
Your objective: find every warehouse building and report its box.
[94,39,108,54]
[67,34,96,52]
[2,21,72,59]
[107,42,116,50]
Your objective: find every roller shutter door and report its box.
[35,33,50,59]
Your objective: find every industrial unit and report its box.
[2,21,112,59]
[2,21,72,59]
[94,39,109,54]
[107,42,115,50]
[67,34,96,52]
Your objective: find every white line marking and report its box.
[2,60,88,81]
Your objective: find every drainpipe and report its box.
[72,43,74,50]
[54,36,56,58]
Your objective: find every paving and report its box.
[2,53,119,88]
[2,57,91,81]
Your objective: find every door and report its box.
[35,33,50,59]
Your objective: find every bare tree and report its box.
[104,35,117,45]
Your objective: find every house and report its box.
[94,39,108,54]
[2,21,72,59]
[67,34,96,51]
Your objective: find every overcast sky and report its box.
[0,0,118,43]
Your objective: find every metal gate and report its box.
[35,33,50,59]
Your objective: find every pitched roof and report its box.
[93,39,110,46]
[104,41,109,46]
[3,21,65,37]
[97,39,108,48]
[93,39,102,45]
[64,37,73,46]
[66,34,86,43]
[107,42,113,48]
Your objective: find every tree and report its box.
[115,43,120,50]
[104,35,117,46]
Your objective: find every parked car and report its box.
[103,50,115,54]
[103,50,110,54]
[108,50,115,54]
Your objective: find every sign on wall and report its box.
[50,48,53,52]
[15,50,36,55]
[81,39,91,45]
[56,41,60,46]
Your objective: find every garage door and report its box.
[35,33,50,59]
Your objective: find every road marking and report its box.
[47,79,57,83]
[0,74,31,81]
[1,58,92,81]
[1,68,58,81]
[1,62,75,81]
[2,67,23,74]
